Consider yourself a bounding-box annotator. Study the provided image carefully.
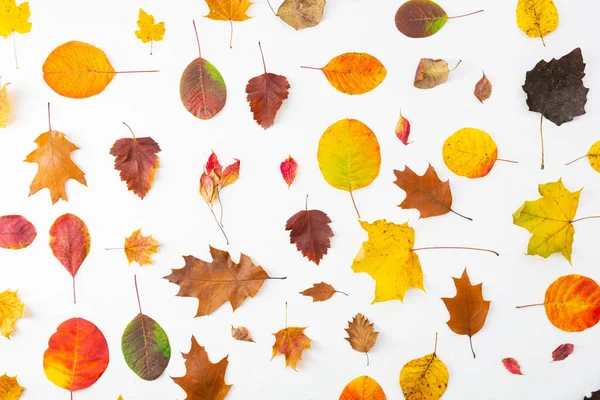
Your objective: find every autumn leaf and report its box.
[280,155,298,188]
[517,274,600,332]
[300,282,346,302]
[395,110,411,145]
[502,357,523,375]
[0,215,36,249]
[0,83,10,127]
[204,0,252,48]
[25,106,86,204]
[474,72,492,103]
[0,374,24,399]
[566,141,600,173]
[302,53,386,95]
[443,128,499,178]
[165,246,281,317]
[512,179,585,263]
[172,336,231,400]
[272,326,311,370]
[49,214,90,304]
[352,219,423,303]
[272,0,326,30]
[317,119,381,218]
[110,123,161,199]
[118,396,124,400]
[246,42,290,129]
[339,376,386,400]
[413,58,460,89]
[43,318,109,393]
[400,335,448,400]
[395,0,483,38]
[551,343,574,362]
[345,313,378,366]
[0,0,31,68]
[441,268,490,358]
[0,290,23,338]
[122,276,170,381]
[516,0,558,46]
[393,164,470,220]
[231,325,254,342]
[285,200,333,265]
[122,229,159,266]
[586,390,600,399]
[135,9,165,55]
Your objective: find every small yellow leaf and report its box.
[0,374,24,399]
[204,0,252,21]
[135,9,165,49]
[516,0,558,45]
[124,229,159,266]
[0,0,32,38]
[0,83,10,128]
[587,141,600,173]
[400,349,448,400]
[0,289,24,338]
[443,128,498,178]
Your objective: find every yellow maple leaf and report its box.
[0,83,10,128]
[124,229,159,266]
[0,289,24,338]
[513,179,580,263]
[204,0,252,48]
[352,219,424,303]
[135,8,165,55]
[0,374,24,399]
[0,0,32,68]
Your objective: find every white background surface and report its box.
[0,0,599,399]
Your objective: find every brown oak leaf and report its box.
[165,246,274,317]
[474,72,492,103]
[300,282,346,302]
[172,336,231,400]
[272,326,311,370]
[110,123,161,199]
[344,313,378,366]
[285,205,333,265]
[441,268,490,358]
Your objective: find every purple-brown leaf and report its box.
[285,209,333,265]
[552,343,574,362]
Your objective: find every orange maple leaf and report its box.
[203,0,252,48]
[124,229,159,266]
[272,327,311,370]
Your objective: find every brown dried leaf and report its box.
[344,313,378,365]
[300,282,345,302]
[231,325,254,342]
[474,72,492,103]
[276,0,326,30]
[414,58,449,89]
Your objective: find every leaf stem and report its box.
[449,60,462,72]
[47,102,52,131]
[266,0,277,16]
[192,19,202,59]
[229,19,233,49]
[258,41,267,74]
[447,9,484,19]
[540,114,545,170]
[412,246,499,256]
[516,303,544,309]
[285,301,288,328]
[105,247,124,250]
[134,274,143,315]
[300,66,322,71]
[207,203,229,245]
[150,39,153,56]
[469,335,476,359]
[335,290,349,296]
[72,277,76,305]
[217,191,224,226]
[12,31,18,70]
[365,351,370,366]
[349,190,361,219]
[305,194,309,211]
[433,332,438,354]
[113,70,160,74]
[572,216,600,223]
[565,154,588,166]
[449,208,473,221]
[122,122,136,139]
[496,158,519,164]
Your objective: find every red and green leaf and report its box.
[122,313,171,380]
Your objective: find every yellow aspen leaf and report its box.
[303,53,386,95]
[0,374,24,399]
[0,83,10,128]
[124,229,159,266]
[0,289,24,338]
[516,0,558,46]
[352,220,423,303]
[204,0,252,48]
[399,337,448,400]
[443,128,498,178]
[513,179,581,264]
[135,9,165,55]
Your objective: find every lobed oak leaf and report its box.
[231,325,254,342]
[135,9,165,55]
[285,206,333,265]
[0,289,24,338]
[0,374,24,399]
[474,72,492,103]
[300,282,344,302]
[124,229,159,266]
[339,375,386,400]
[280,155,298,188]
[502,357,523,375]
[172,337,231,400]
[0,83,10,127]
[344,313,378,365]
[272,326,311,370]
[276,0,326,30]
[551,343,574,362]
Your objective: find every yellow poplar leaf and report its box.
[399,346,448,400]
[586,141,600,173]
[443,128,498,178]
[135,9,165,54]
[352,219,423,303]
[0,83,10,128]
[0,289,24,338]
[512,179,580,263]
[0,374,24,399]
[516,0,558,46]
[124,229,159,266]
[0,0,32,38]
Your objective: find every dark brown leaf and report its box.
[285,209,333,265]
[586,390,600,399]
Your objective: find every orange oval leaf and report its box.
[544,274,600,332]
[339,375,386,400]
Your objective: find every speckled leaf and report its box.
[180,57,227,120]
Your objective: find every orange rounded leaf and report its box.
[545,274,600,332]
[340,375,386,400]
[311,53,386,95]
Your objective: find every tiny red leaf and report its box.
[395,111,411,145]
[551,343,574,362]
[502,357,523,375]
[280,156,298,188]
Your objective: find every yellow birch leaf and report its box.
[400,344,448,400]
[0,374,24,399]
[443,128,498,178]
[135,9,164,55]
[0,83,10,128]
[512,179,580,264]
[516,0,558,46]
[0,0,31,38]
[351,219,423,303]
[0,289,24,338]
[124,229,159,266]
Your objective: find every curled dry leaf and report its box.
[443,128,498,178]
[272,326,312,370]
[0,83,10,127]
[345,313,378,366]
[285,207,333,265]
[280,156,298,188]
[135,9,165,54]
[414,58,458,89]
[0,290,24,338]
[395,111,411,145]
[0,374,24,399]
[474,72,492,103]
[275,0,326,30]
[300,282,344,302]
[502,358,523,375]
[124,229,159,266]
[339,375,386,400]
[551,343,574,362]
[0,215,36,249]
[231,325,254,342]
[516,0,558,46]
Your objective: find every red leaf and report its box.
[0,215,36,249]
[551,343,574,362]
[502,357,523,375]
[285,208,333,265]
[395,111,411,145]
[280,156,298,188]
[221,159,240,188]
[206,151,222,178]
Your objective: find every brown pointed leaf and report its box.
[231,325,254,342]
[285,209,333,265]
[393,164,453,218]
[172,337,231,400]
[474,72,492,103]
[272,327,311,370]
[300,282,343,302]
[246,72,290,129]
[344,313,378,365]
[441,268,490,358]
[164,246,271,316]
[110,134,161,199]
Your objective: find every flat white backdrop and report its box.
[0,0,599,399]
